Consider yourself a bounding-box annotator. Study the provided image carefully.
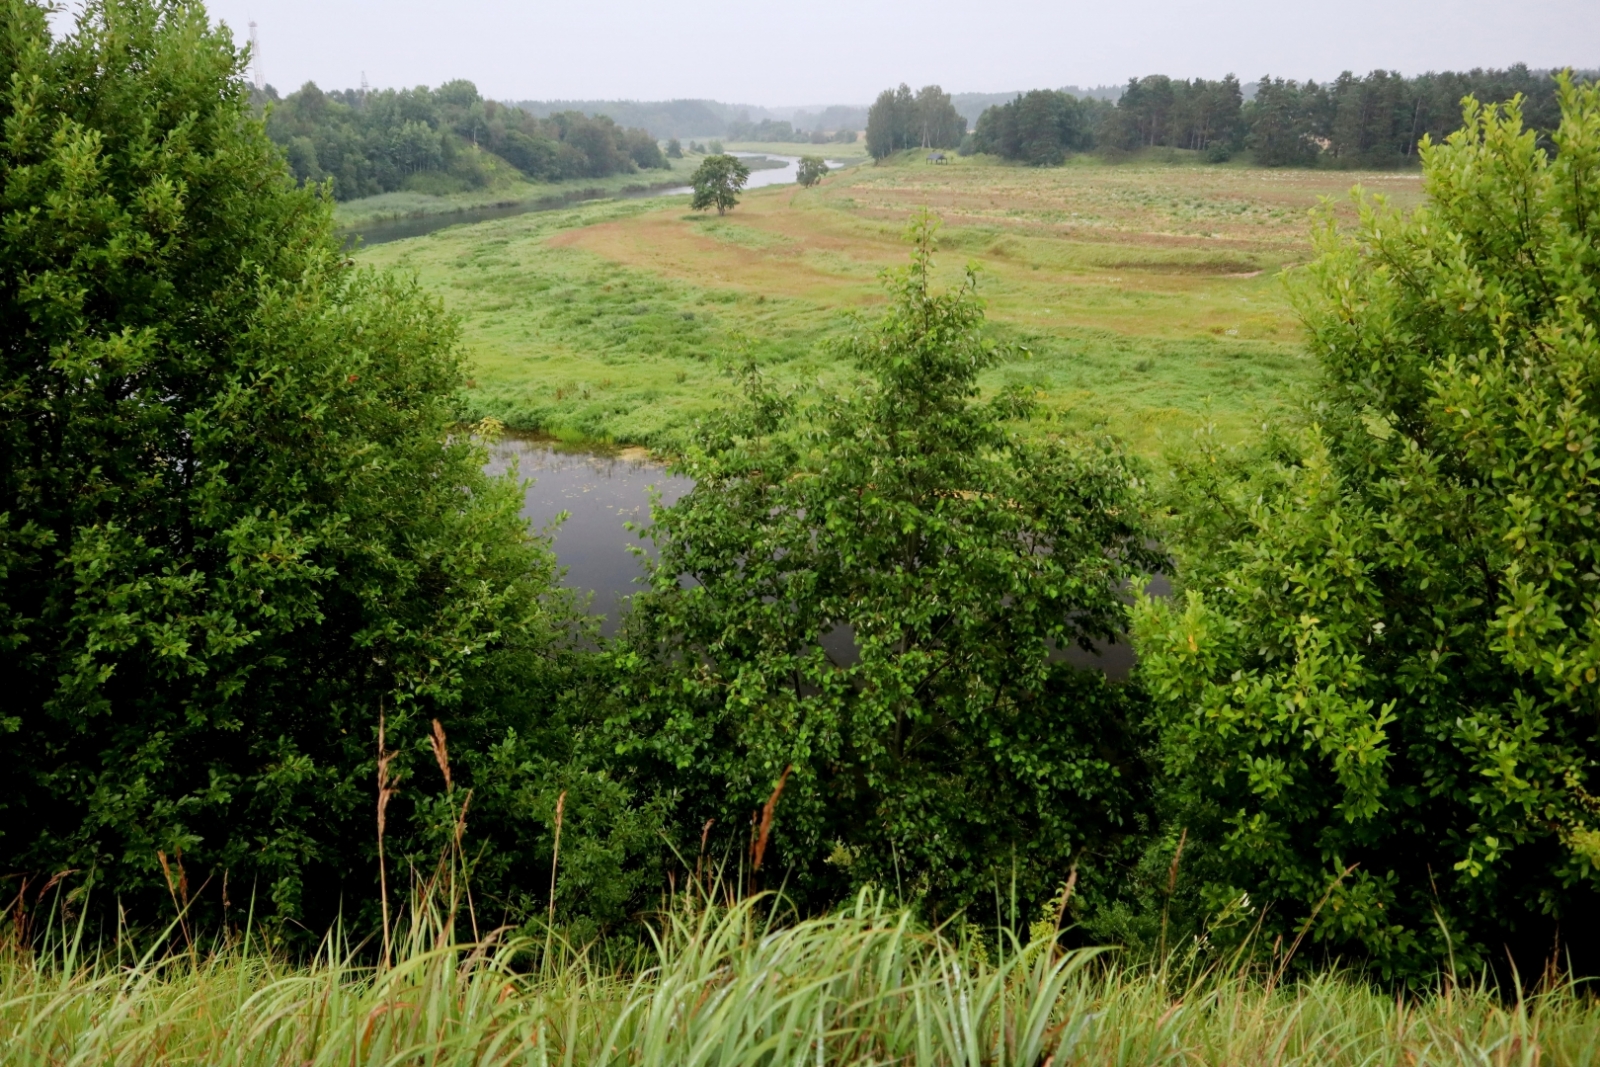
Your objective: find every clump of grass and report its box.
[2,881,1597,1066]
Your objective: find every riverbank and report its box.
[332,156,705,230]
[359,152,1402,455]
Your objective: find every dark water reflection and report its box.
[345,154,856,248]
[486,438,692,634]
[346,182,684,248]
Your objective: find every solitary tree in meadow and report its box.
[690,154,750,214]
[796,155,829,186]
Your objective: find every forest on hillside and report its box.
[259,79,667,200]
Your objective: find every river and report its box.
[348,152,856,247]
[485,437,692,634]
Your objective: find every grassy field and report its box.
[356,152,1426,456]
[5,891,1593,1066]
[722,139,870,163]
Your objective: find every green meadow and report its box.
[355,151,1423,456]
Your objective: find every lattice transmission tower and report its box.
[248,21,262,91]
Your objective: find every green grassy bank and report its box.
[355,152,1397,455]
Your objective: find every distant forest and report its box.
[260,65,1596,203]
[514,98,865,143]
[947,65,1591,167]
[259,80,668,200]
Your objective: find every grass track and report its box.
[356,153,1427,456]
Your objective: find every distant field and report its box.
[722,140,870,164]
[356,152,1426,457]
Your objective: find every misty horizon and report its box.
[199,0,1595,108]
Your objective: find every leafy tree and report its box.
[1245,76,1322,166]
[690,154,750,214]
[865,84,914,160]
[866,84,964,160]
[969,90,1094,165]
[914,85,966,149]
[611,216,1162,919]
[1097,75,1244,153]
[1134,77,1600,979]
[666,137,683,158]
[796,155,829,187]
[0,0,611,936]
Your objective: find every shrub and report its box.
[1134,76,1600,980]
[611,216,1161,920]
[0,0,596,937]
[796,156,829,187]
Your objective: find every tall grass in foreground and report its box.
[1,890,1597,1066]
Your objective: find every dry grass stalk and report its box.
[542,790,566,966]
[155,849,191,955]
[429,717,452,793]
[1271,862,1360,993]
[1159,827,1188,963]
[376,701,397,968]
[752,765,792,874]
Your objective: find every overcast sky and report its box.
[202,0,1598,105]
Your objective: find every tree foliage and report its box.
[1099,75,1244,153]
[965,66,1587,169]
[690,154,750,215]
[866,84,966,160]
[1241,66,1581,168]
[0,0,610,936]
[261,79,666,200]
[1134,77,1600,979]
[796,155,829,187]
[967,90,1101,165]
[611,216,1162,917]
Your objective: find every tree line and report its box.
[8,0,1600,983]
[874,65,1586,167]
[725,115,856,144]
[261,79,668,200]
[865,84,968,158]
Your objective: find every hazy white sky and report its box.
[202,0,1597,104]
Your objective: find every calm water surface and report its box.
[486,438,692,633]
[349,154,855,247]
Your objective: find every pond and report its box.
[488,437,1158,676]
[485,437,692,634]
[346,153,857,247]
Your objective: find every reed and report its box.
[1,883,1596,1067]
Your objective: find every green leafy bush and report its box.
[0,0,613,937]
[612,217,1161,919]
[1134,76,1600,979]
